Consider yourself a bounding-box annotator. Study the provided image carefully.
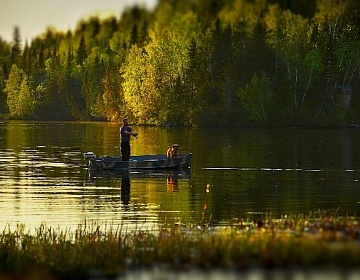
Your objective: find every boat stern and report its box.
[181,152,192,169]
[83,152,96,167]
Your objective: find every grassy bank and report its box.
[0,211,359,279]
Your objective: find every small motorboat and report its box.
[84,152,192,171]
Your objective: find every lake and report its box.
[1,120,360,232]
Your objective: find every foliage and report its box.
[238,73,273,124]
[4,65,39,118]
[0,212,360,278]
[0,0,359,126]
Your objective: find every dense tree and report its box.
[264,6,314,118]
[0,39,11,114]
[4,64,22,116]
[122,44,157,123]
[82,47,105,119]
[4,64,38,118]
[103,63,121,121]
[238,73,273,124]
[0,0,359,127]
[9,26,21,66]
[76,35,87,66]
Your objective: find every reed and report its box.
[0,211,359,279]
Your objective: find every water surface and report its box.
[1,121,360,232]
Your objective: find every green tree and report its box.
[9,26,21,66]
[205,20,234,125]
[122,10,202,125]
[0,66,6,114]
[0,38,11,114]
[103,64,120,121]
[40,57,72,120]
[82,47,106,119]
[314,0,360,108]
[122,44,157,123]
[183,38,212,125]
[5,64,22,117]
[76,35,87,66]
[238,73,273,124]
[264,5,313,117]
[148,11,202,124]
[5,64,38,118]
[1,0,359,126]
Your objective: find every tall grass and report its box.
[0,211,359,278]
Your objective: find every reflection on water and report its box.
[0,145,193,232]
[1,121,360,232]
[167,175,179,192]
[121,174,131,207]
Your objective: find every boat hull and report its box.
[85,152,192,171]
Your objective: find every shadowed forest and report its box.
[0,0,359,127]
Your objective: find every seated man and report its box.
[167,144,180,159]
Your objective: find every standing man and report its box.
[120,117,138,161]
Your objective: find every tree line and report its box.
[0,0,359,127]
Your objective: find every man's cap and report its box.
[123,117,128,121]
[172,144,180,147]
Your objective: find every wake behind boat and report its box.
[84,152,192,170]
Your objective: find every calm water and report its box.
[1,121,360,232]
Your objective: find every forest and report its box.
[0,0,359,127]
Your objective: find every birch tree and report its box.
[264,5,314,112]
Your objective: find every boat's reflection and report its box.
[88,168,191,193]
[88,168,191,180]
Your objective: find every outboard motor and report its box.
[83,152,96,167]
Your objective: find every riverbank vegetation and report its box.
[0,0,359,127]
[0,211,359,279]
